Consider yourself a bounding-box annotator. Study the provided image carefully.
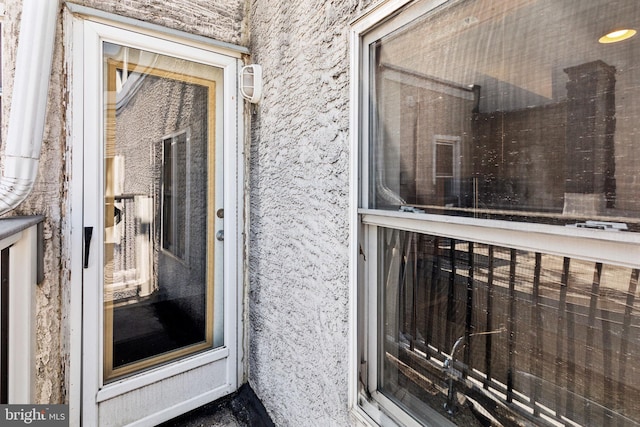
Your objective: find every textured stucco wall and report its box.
[247,1,378,425]
[74,0,247,46]
[1,0,245,405]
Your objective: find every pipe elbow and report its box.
[0,0,58,216]
[0,176,35,216]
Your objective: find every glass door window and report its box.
[102,43,220,381]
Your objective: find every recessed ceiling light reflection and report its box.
[599,29,636,44]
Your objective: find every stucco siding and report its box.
[75,0,246,46]
[247,1,378,425]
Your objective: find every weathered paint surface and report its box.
[1,0,245,404]
[247,1,379,425]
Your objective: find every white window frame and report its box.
[349,1,640,426]
[432,135,460,185]
[433,135,461,207]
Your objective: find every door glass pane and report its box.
[102,42,221,381]
[369,0,640,231]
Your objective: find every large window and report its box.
[355,1,640,426]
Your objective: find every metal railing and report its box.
[385,230,640,426]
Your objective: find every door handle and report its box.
[216,230,224,241]
[84,226,93,268]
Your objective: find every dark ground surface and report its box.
[158,384,275,427]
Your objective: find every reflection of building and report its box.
[379,59,621,220]
[374,0,640,231]
[472,86,567,213]
[375,64,476,208]
[564,60,617,214]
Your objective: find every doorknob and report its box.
[216,230,224,241]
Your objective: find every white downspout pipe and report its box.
[0,0,59,215]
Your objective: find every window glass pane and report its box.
[435,143,453,177]
[162,138,174,250]
[369,0,640,231]
[378,227,640,426]
[162,131,189,260]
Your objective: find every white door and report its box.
[79,20,242,426]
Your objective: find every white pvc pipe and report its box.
[0,0,59,215]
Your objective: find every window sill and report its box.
[355,391,456,427]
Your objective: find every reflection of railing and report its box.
[108,195,154,302]
[0,216,42,404]
[388,231,640,426]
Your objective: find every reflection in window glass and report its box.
[370,0,640,231]
[435,143,453,178]
[103,42,219,381]
[162,130,190,260]
[364,1,640,425]
[379,227,640,426]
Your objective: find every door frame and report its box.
[66,5,248,425]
